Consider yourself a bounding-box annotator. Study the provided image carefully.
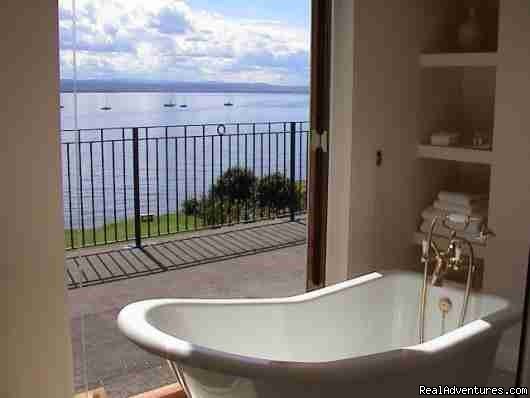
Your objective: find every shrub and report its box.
[256,173,293,213]
[200,196,231,226]
[212,167,257,205]
[295,181,306,210]
[182,198,200,216]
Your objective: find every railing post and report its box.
[132,127,142,247]
[289,122,297,221]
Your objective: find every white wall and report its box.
[2,2,74,397]
[356,0,421,271]
[325,0,355,285]
[326,0,421,282]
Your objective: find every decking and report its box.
[66,218,306,288]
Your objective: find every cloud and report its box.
[60,23,135,53]
[59,5,72,20]
[58,0,310,85]
[149,6,191,35]
[236,49,309,71]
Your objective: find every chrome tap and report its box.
[430,230,465,287]
[421,215,479,287]
[418,214,491,343]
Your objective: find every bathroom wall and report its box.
[325,0,355,285]
[365,0,422,271]
[2,2,74,397]
[326,0,422,280]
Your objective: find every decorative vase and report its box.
[458,7,483,51]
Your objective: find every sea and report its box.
[60,92,309,130]
[60,92,310,232]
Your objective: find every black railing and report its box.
[61,121,310,250]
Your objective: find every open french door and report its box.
[306,0,332,291]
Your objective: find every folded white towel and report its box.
[419,220,483,242]
[433,200,488,216]
[430,132,460,146]
[421,206,483,234]
[438,191,489,206]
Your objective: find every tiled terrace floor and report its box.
[67,219,307,397]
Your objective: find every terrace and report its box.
[62,121,310,396]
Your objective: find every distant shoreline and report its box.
[60,79,309,94]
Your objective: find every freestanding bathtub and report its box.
[118,270,520,398]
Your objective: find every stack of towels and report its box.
[420,191,488,241]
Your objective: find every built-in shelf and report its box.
[417,144,493,165]
[412,231,487,259]
[420,52,498,68]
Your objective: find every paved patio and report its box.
[68,230,307,397]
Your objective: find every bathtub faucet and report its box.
[428,231,465,287]
[419,214,486,342]
[421,215,480,287]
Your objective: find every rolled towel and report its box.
[438,191,489,206]
[433,199,488,216]
[421,206,483,234]
[419,220,483,242]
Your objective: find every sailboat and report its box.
[179,94,188,108]
[100,94,112,111]
[163,94,176,108]
[224,94,234,107]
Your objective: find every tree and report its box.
[256,172,293,213]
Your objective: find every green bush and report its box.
[212,167,257,205]
[295,181,306,211]
[256,173,294,213]
[199,196,235,226]
[182,198,201,216]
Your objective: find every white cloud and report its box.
[58,0,309,85]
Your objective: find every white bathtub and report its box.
[117,271,520,398]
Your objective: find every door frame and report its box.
[306,0,332,291]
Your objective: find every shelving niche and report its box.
[414,0,500,261]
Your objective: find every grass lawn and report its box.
[64,212,202,249]
[64,194,306,250]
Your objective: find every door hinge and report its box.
[311,130,328,153]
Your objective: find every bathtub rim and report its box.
[117,270,521,383]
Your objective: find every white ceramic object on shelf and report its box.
[430,131,460,146]
[118,271,519,398]
[458,7,483,51]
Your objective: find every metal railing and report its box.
[61,121,310,250]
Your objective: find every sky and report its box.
[58,0,310,86]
